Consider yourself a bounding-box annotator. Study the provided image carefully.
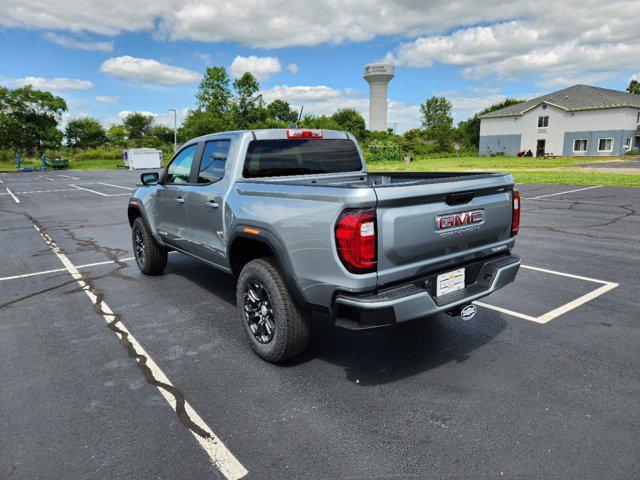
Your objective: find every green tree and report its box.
[420,96,453,131]
[196,66,233,115]
[456,98,523,147]
[151,124,175,144]
[266,99,298,124]
[420,96,453,151]
[65,117,106,149]
[106,125,128,146]
[123,112,154,140]
[331,108,366,139]
[627,79,640,95]
[0,85,67,153]
[179,109,229,140]
[300,114,339,130]
[231,72,265,128]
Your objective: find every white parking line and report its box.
[473,301,538,322]
[0,177,3,184]
[0,188,75,195]
[69,184,110,196]
[30,222,248,479]
[0,258,135,282]
[57,174,80,180]
[38,175,55,182]
[0,252,181,282]
[6,187,20,203]
[97,182,134,190]
[526,185,603,200]
[69,184,131,197]
[476,264,618,324]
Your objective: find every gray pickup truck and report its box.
[128,129,521,362]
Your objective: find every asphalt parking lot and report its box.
[1,171,639,479]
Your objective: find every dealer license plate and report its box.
[436,268,465,297]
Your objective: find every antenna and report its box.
[297,105,304,124]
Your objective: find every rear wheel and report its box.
[132,217,167,275]
[236,258,310,363]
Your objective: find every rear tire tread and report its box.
[237,258,310,363]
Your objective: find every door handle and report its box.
[175,197,185,204]
[205,200,220,209]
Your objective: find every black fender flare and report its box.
[227,225,307,309]
[127,201,164,246]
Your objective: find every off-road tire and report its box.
[237,258,310,363]
[132,217,168,275]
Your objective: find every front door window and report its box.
[165,144,197,184]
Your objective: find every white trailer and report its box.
[123,148,162,169]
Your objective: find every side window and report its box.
[165,145,197,184]
[198,140,230,183]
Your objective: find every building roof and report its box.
[480,84,640,119]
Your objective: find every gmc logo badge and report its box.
[435,209,485,232]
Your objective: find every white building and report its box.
[479,85,640,157]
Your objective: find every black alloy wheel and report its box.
[243,279,276,344]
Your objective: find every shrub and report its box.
[0,149,14,163]
[366,141,402,162]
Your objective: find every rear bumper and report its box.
[333,253,520,329]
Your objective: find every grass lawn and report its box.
[0,157,169,172]
[368,155,640,187]
[2,154,640,187]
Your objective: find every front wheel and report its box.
[132,217,167,275]
[236,258,310,363]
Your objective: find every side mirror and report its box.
[140,172,159,186]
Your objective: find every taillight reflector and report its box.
[335,209,376,273]
[286,129,323,139]
[511,190,521,236]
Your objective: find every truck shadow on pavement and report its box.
[167,256,507,387]
[299,313,507,386]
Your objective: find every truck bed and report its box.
[245,171,506,188]
[237,169,515,288]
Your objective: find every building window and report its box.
[537,116,549,127]
[637,111,640,123]
[597,138,613,152]
[573,139,588,152]
[624,138,631,150]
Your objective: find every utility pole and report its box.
[168,109,177,153]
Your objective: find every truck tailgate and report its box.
[374,174,515,286]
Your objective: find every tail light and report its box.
[335,208,376,273]
[511,190,521,236]
[287,129,323,139]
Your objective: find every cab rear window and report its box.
[243,139,362,178]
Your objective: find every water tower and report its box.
[363,63,394,131]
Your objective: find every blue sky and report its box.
[1,0,638,133]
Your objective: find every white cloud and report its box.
[387,1,640,86]
[286,63,298,74]
[0,0,547,48]
[11,76,94,90]
[194,52,213,64]
[118,110,154,119]
[100,56,200,85]
[631,74,640,82]
[44,32,113,51]
[112,108,189,128]
[263,85,341,103]
[1,0,638,90]
[95,95,121,104]
[230,55,281,81]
